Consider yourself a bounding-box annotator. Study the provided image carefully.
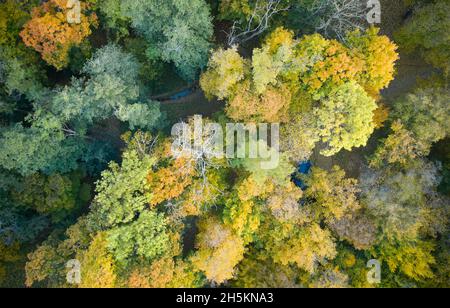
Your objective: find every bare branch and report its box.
[227,0,290,47]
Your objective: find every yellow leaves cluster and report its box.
[192,217,245,284]
[272,223,337,273]
[200,47,247,100]
[77,233,117,288]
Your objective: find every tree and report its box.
[0,0,46,101]
[267,222,337,273]
[348,27,399,97]
[120,0,213,80]
[375,239,436,282]
[127,257,202,288]
[51,44,161,130]
[395,0,450,74]
[20,0,98,70]
[200,47,247,100]
[314,81,377,156]
[295,34,365,99]
[391,88,450,154]
[191,216,245,284]
[0,116,85,176]
[369,120,426,169]
[218,0,252,22]
[147,156,196,207]
[303,0,369,42]
[77,232,117,288]
[233,250,301,288]
[11,172,90,223]
[267,182,303,222]
[328,210,377,250]
[280,112,319,162]
[360,161,446,241]
[226,83,291,122]
[302,166,361,223]
[106,210,170,265]
[88,149,156,230]
[226,0,290,46]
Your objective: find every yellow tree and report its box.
[191,216,245,284]
[348,27,399,98]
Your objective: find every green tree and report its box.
[106,210,170,265]
[120,0,213,80]
[395,0,450,74]
[391,88,450,154]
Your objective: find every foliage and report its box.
[391,88,450,154]
[314,81,377,156]
[77,232,117,288]
[88,150,155,230]
[395,0,450,74]
[192,216,246,284]
[20,0,98,70]
[106,211,170,265]
[303,166,361,223]
[120,0,213,80]
[267,222,337,273]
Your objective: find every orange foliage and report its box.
[147,157,196,206]
[20,0,97,70]
[301,39,364,96]
[373,103,390,129]
[227,83,291,122]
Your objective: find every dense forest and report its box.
[0,0,449,288]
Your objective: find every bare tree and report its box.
[227,0,290,46]
[309,0,369,42]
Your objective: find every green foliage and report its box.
[88,150,156,230]
[396,0,450,74]
[120,0,213,80]
[391,88,450,154]
[51,44,161,130]
[11,171,90,223]
[107,211,170,265]
[0,118,85,176]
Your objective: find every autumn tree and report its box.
[369,120,426,169]
[265,222,337,273]
[348,27,399,97]
[20,0,98,70]
[360,161,447,242]
[200,47,247,100]
[191,216,246,284]
[314,81,377,156]
[77,232,117,288]
[302,166,361,223]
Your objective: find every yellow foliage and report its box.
[77,233,117,288]
[271,223,337,273]
[191,217,245,284]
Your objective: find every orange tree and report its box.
[20,0,98,70]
